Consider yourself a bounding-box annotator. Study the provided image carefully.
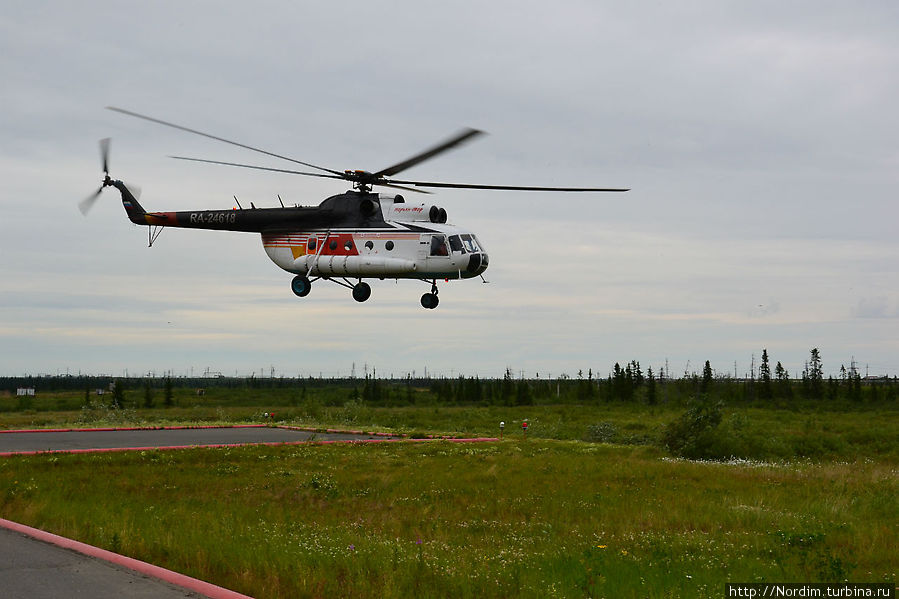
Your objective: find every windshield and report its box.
[448,235,465,253]
[461,234,481,253]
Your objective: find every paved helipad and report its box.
[0,427,497,598]
[0,425,401,455]
[0,425,405,598]
[0,519,251,599]
[0,525,219,598]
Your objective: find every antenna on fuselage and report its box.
[278,194,285,208]
[233,195,243,210]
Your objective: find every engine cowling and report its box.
[381,198,448,224]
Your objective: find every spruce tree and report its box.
[701,360,713,393]
[809,348,824,399]
[111,379,125,409]
[759,349,772,400]
[646,366,657,405]
[143,378,155,409]
[163,376,174,407]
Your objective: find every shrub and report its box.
[585,422,618,443]
[661,397,724,459]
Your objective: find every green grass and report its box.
[3,397,898,461]
[1,395,897,597]
[1,440,896,598]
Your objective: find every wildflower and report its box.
[349,544,355,551]
[597,545,607,549]
[621,550,628,556]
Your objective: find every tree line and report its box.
[2,348,897,408]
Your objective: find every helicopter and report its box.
[81,107,628,309]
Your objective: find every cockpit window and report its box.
[461,234,481,253]
[430,235,449,257]
[448,235,465,253]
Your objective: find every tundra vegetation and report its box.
[1,351,896,598]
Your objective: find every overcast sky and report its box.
[1,1,897,379]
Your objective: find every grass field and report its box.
[1,440,896,598]
[3,395,899,461]
[0,394,897,598]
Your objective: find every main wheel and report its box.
[420,292,439,309]
[291,275,311,297]
[352,281,372,302]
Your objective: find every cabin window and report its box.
[308,238,316,251]
[329,240,337,251]
[385,240,394,251]
[365,241,374,250]
[448,235,465,253]
[344,240,353,251]
[430,235,449,257]
[461,234,481,253]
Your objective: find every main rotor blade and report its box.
[374,182,431,195]
[170,156,349,181]
[385,178,630,192]
[99,137,110,174]
[107,107,345,177]
[371,128,485,178]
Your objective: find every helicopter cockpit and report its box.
[426,232,488,278]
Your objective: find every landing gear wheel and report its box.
[420,292,439,309]
[352,281,372,303]
[291,275,312,297]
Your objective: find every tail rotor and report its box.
[79,138,113,215]
[79,138,141,215]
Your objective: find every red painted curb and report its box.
[0,518,253,599]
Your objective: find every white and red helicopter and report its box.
[82,108,628,309]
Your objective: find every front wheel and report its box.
[291,275,311,297]
[352,281,372,303]
[420,293,439,309]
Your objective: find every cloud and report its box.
[853,297,897,319]
[1,1,898,377]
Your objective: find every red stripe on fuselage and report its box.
[144,212,177,225]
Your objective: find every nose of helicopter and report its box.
[466,252,489,276]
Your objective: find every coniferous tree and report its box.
[646,366,657,405]
[111,379,125,409]
[611,363,625,401]
[501,368,514,405]
[163,376,174,407]
[775,361,792,399]
[515,379,532,405]
[809,348,824,398]
[759,349,772,400]
[701,360,713,393]
[143,378,155,409]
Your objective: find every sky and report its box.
[1,1,897,379]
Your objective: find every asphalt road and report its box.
[0,425,400,454]
[0,425,404,598]
[0,526,210,599]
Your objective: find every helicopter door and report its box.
[424,234,452,273]
[447,234,466,270]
